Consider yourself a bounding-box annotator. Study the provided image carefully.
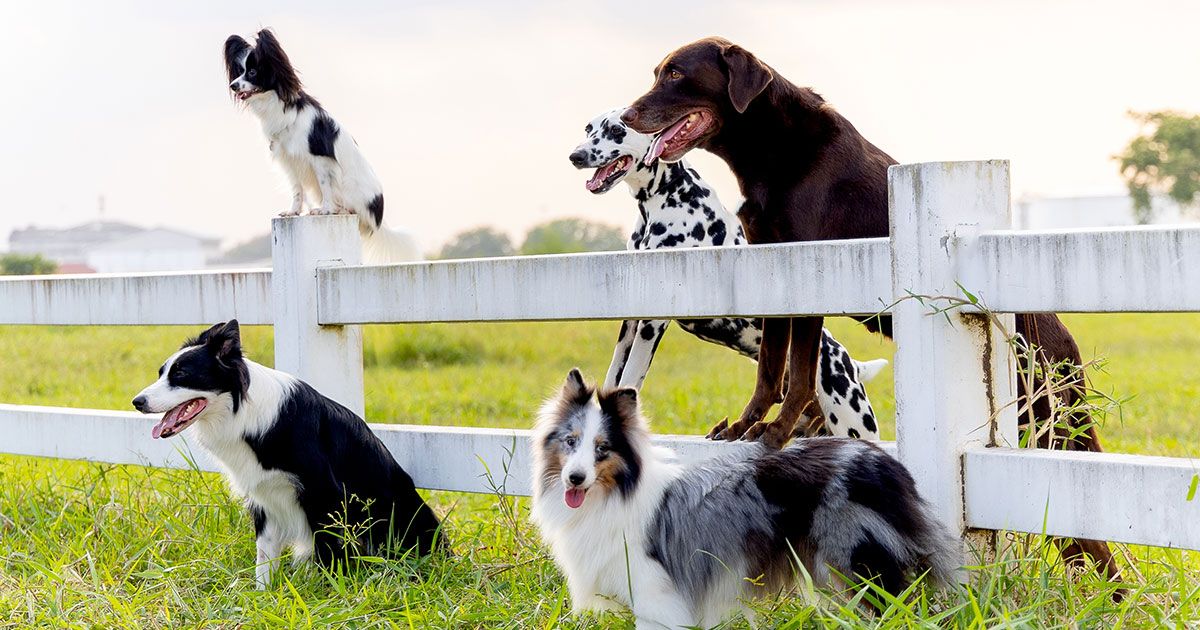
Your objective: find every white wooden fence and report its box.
[2,160,1198,551]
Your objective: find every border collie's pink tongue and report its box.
[151,398,207,439]
[564,487,586,509]
[645,116,690,164]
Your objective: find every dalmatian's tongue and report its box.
[644,116,691,164]
[586,161,620,192]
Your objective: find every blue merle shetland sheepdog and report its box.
[132,320,443,588]
[530,369,960,627]
[224,29,420,262]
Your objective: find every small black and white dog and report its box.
[531,369,960,628]
[132,320,443,588]
[224,29,420,262]
[570,109,887,440]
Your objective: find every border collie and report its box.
[570,108,888,441]
[531,369,960,628]
[132,320,443,588]
[223,29,420,262]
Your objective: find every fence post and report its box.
[271,215,365,418]
[889,160,1018,536]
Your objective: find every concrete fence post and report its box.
[271,215,365,417]
[889,160,1018,535]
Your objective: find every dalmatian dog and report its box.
[568,108,889,440]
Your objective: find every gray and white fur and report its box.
[531,369,961,629]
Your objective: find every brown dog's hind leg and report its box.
[711,317,790,440]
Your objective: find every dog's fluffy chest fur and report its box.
[191,363,313,552]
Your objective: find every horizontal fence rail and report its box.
[960,226,1200,313]
[0,404,896,495]
[317,239,892,324]
[965,448,1200,550]
[0,269,273,326]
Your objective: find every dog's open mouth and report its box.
[151,398,207,439]
[585,155,633,194]
[235,89,260,101]
[564,487,587,509]
[644,110,717,164]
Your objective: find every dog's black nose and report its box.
[620,107,638,125]
[567,472,585,486]
[568,150,588,167]
[132,395,148,412]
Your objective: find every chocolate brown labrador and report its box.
[621,36,1122,594]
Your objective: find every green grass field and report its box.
[1,315,1198,627]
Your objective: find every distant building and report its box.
[1014,194,1196,230]
[8,221,221,273]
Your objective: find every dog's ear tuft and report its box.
[223,35,250,82]
[561,368,592,404]
[721,44,773,114]
[598,387,640,428]
[199,320,243,364]
[253,28,302,102]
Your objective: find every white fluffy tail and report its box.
[854,358,889,383]
[362,223,423,264]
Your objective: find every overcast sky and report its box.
[2,0,1197,252]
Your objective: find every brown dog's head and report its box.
[621,37,773,163]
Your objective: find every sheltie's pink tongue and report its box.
[644,116,690,165]
[564,487,586,509]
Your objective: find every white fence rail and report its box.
[1,160,1198,553]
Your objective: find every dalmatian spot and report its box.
[707,220,727,246]
[690,223,705,240]
[640,323,659,340]
[829,412,839,425]
[848,428,861,439]
[848,388,864,413]
[660,233,686,247]
[650,223,667,236]
[862,413,877,433]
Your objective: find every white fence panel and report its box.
[965,448,1200,550]
[959,226,1200,313]
[317,238,891,324]
[0,270,272,326]
[0,404,896,495]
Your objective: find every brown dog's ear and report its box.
[722,44,773,113]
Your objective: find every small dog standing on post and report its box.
[569,108,888,440]
[530,369,960,628]
[224,29,421,262]
[132,320,443,588]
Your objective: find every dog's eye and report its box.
[595,443,609,456]
[247,69,257,78]
[564,435,577,448]
[669,69,683,80]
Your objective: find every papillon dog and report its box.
[224,29,420,262]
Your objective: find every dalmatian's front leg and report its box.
[605,320,669,390]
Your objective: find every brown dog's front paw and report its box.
[706,417,729,440]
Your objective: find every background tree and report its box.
[1118,110,1200,223]
[0,253,57,275]
[437,227,515,259]
[519,218,625,255]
